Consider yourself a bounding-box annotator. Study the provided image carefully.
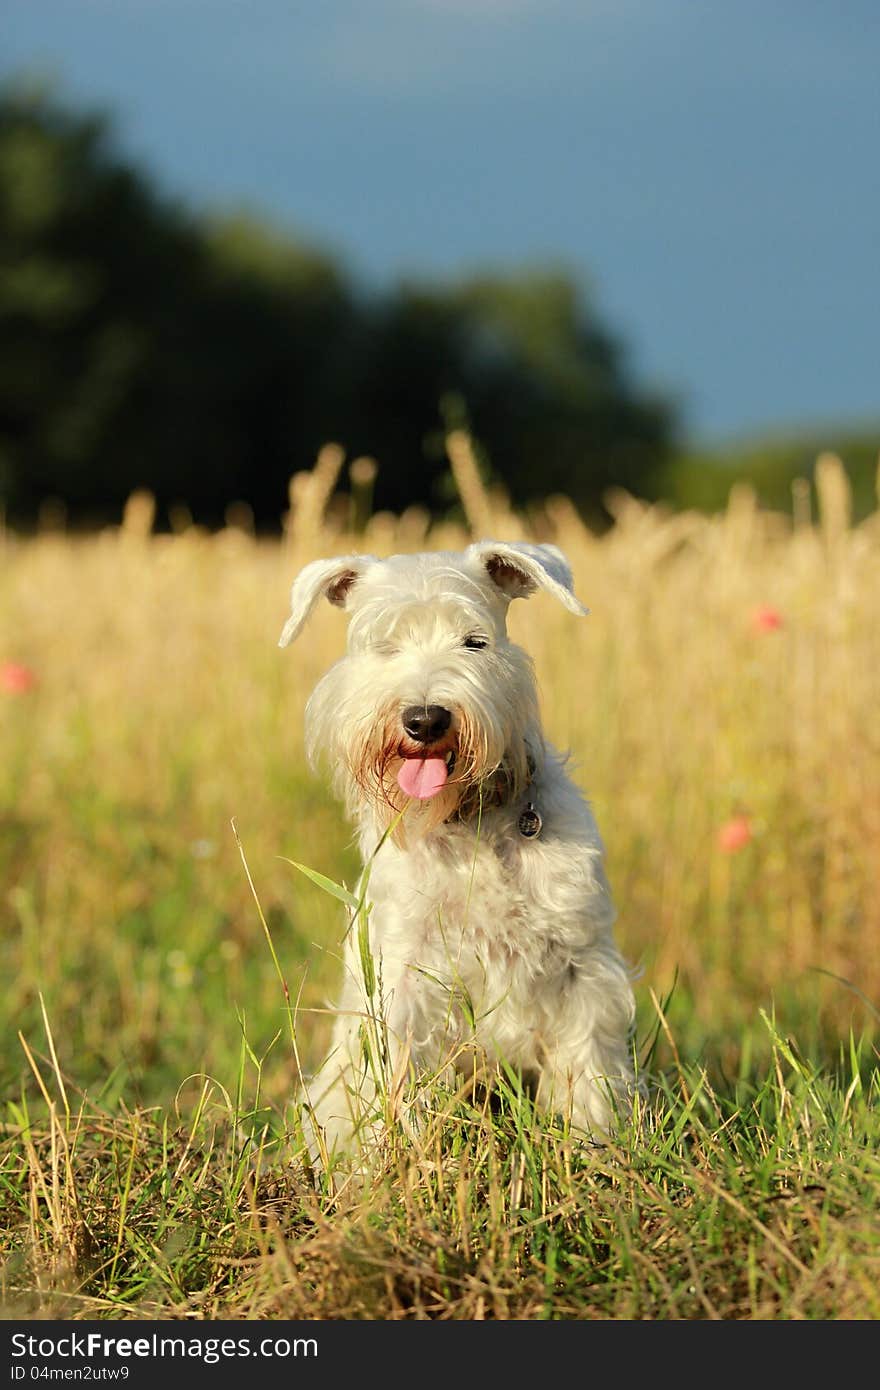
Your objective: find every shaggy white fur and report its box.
[279,542,637,1157]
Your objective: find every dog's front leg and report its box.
[530,997,636,1140]
[304,919,421,1160]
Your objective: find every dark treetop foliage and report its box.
[0,85,676,528]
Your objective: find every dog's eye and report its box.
[463,635,489,650]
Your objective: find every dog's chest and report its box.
[366,815,584,983]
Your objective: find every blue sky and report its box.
[3,0,878,443]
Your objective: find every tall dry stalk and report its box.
[285,443,346,553]
[445,429,495,538]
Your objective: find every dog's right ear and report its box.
[278,555,377,648]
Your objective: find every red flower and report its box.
[717,816,752,853]
[1,662,37,694]
[751,605,783,633]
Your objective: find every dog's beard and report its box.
[338,707,525,843]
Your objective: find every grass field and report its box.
[1,444,879,1319]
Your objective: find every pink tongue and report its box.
[397,757,449,800]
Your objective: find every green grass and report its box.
[3,1001,878,1320]
[4,822,879,1321]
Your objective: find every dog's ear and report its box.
[278,555,377,648]
[468,541,588,616]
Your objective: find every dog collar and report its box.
[452,745,542,839]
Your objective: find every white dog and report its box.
[279,542,637,1158]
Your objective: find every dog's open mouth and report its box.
[396,748,456,801]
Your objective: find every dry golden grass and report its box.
[1,443,879,1319]
[3,449,879,1076]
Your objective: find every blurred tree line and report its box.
[670,429,880,523]
[0,84,675,529]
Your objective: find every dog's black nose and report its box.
[402,705,452,744]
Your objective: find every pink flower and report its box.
[751,605,783,633]
[717,816,752,853]
[1,662,37,694]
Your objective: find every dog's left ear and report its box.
[278,554,377,648]
[468,541,589,616]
